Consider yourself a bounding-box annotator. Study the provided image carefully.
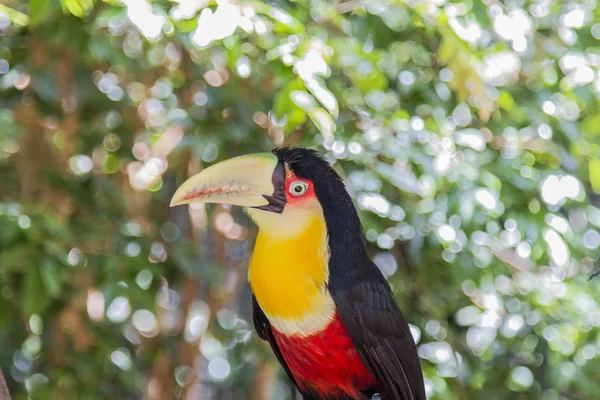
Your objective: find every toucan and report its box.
[171,147,426,400]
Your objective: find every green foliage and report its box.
[1,0,600,399]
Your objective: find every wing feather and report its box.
[252,295,301,390]
[332,271,426,400]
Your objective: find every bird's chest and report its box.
[248,217,336,336]
[272,312,377,398]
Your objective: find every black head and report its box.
[273,147,368,267]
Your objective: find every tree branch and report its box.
[0,368,10,400]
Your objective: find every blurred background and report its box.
[1,0,600,399]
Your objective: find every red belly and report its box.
[272,313,377,398]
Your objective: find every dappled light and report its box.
[1,0,600,399]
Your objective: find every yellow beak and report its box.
[170,152,286,212]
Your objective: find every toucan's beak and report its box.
[170,152,287,213]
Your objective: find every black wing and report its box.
[331,269,426,400]
[252,294,301,391]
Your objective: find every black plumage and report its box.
[253,147,426,400]
[253,294,300,388]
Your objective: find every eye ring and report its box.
[289,181,308,196]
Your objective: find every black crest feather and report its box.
[273,147,367,286]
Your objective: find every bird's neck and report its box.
[248,208,336,337]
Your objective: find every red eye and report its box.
[289,181,308,196]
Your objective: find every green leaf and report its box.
[308,108,335,144]
[348,63,388,93]
[274,78,308,133]
[289,90,317,112]
[273,79,304,116]
[581,113,600,139]
[0,298,17,330]
[590,158,600,194]
[251,2,305,34]
[40,259,62,298]
[498,91,516,111]
[61,0,93,18]
[0,244,37,273]
[22,266,47,315]
[305,79,339,120]
[0,4,30,26]
[29,0,48,25]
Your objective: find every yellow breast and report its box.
[248,210,335,336]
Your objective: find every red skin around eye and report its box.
[284,171,315,204]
